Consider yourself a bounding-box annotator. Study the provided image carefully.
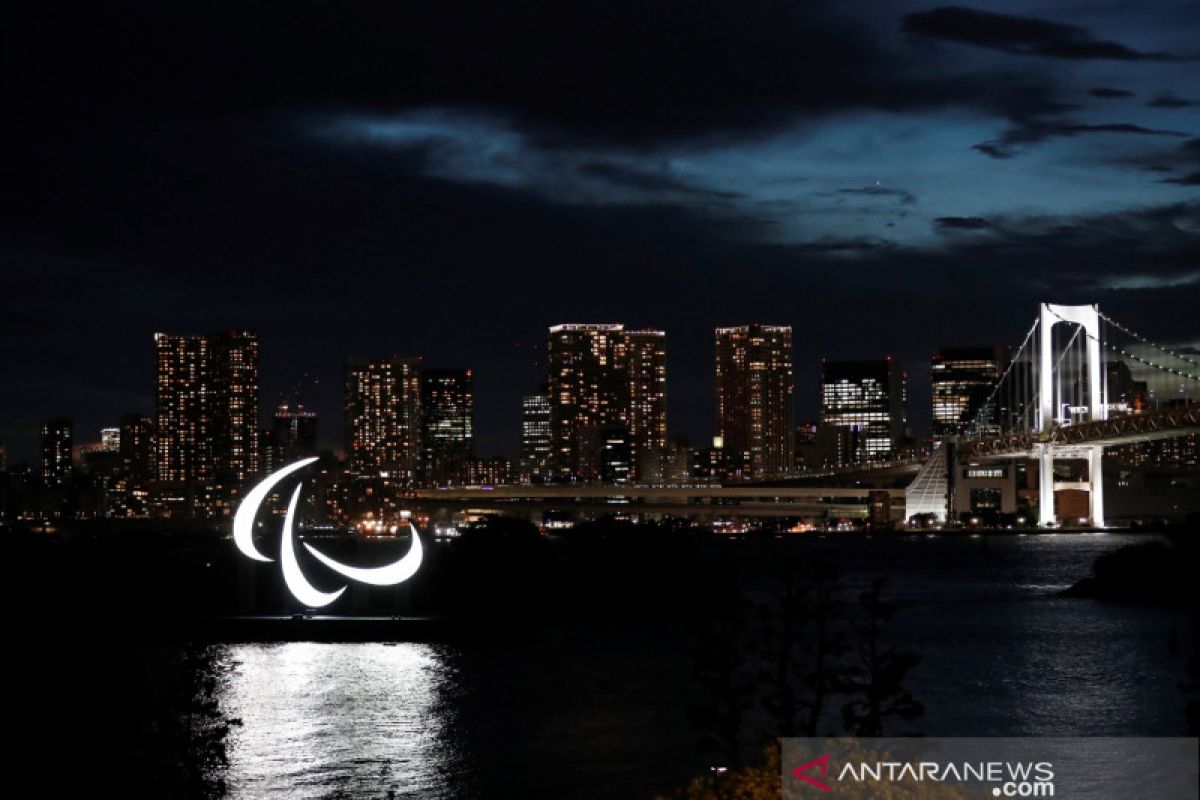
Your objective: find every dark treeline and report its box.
[2,515,746,625]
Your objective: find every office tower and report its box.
[273,404,319,463]
[209,331,261,488]
[119,414,155,485]
[600,426,632,485]
[624,329,668,482]
[419,369,474,486]
[1105,359,1148,416]
[154,331,260,514]
[546,324,668,482]
[465,455,513,486]
[259,428,280,476]
[344,357,421,482]
[820,358,907,464]
[930,347,1006,439]
[99,427,120,452]
[155,333,209,483]
[714,324,794,479]
[519,391,552,484]
[78,427,123,517]
[548,324,628,482]
[40,418,72,486]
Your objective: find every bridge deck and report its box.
[960,407,1200,460]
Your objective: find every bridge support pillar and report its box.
[1038,445,1055,527]
[1089,445,1105,529]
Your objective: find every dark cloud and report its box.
[0,0,987,147]
[1089,87,1134,98]
[903,6,1185,61]
[1147,92,1199,108]
[935,216,992,230]
[1145,138,1200,183]
[1162,171,1200,185]
[576,161,740,200]
[1105,135,1200,182]
[974,120,1188,159]
[835,185,918,205]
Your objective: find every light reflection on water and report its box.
[213,535,1192,797]
[220,642,463,799]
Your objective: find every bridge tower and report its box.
[1035,303,1106,528]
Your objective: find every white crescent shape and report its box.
[233,456,319,562]
[303,523,424,586]
[280,483,346,607]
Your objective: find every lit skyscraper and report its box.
[119,414,155,484]
[273,404,319,462]
[600,426,632,485]
[714,324,794,479]
[519,390,552,484]
[209,331,261,489]
[154,331,261,502]
[100,427,120,452]
[547,324,667,483]
[40,417,72,486]
[154,333,210,483]
[548,324,627,482]
[344,358,421,482]
[931,347,1006,440]
[420,369,474,486]
[624,329,668,482]
[820,358,906,464]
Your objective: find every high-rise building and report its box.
[420,369,474,486]
[273,404,319,463]
[155,333,210,484]
[465,455,513,486]
[624,330,668,482]
[154,331,260,512]
[714,324,794,479]
[100,427,120,452]
[820,358,907,464]
[1105,359,1148,416]
[600,426,632,485]
[209,332,261,489]
[548,324,628,482]
[344,358,421,483]
[40,418,72,486]
[519,390,552,484]
[119,414,155,485]
[930,347,1006,439]
[547,324,668,483]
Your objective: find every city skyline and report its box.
[2,316,1197,467]
[3,321,1000,465]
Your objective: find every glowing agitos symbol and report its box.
[233,457,424,607]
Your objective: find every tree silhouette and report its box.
[841,578,924,736]
[757,559,851,738]
[688,617,756,768]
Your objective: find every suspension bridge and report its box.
[907,303,1200,527]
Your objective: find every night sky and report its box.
[2,1,1198,462]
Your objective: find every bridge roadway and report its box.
[409,484,907,520]
[959,406,1200,460]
